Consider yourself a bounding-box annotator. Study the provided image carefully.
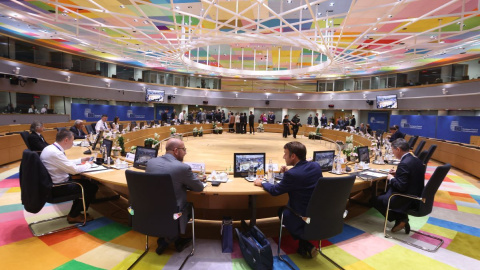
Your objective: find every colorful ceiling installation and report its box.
[0,0,479,79]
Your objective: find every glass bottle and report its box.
[267,159,274,183]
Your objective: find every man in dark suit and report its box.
[255,142,323,258]
[320,113,327,127]
[145,138,204,255]
[70,120,87,139]
[388,126,405,142]
[314,113,320,127]
[248,111,255,134]
[373,138,425,233]
[27,121,49,152]
[161,109,168,124]
[350,115,356,127]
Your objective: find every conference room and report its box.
[1,1,480,269]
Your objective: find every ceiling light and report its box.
[329,3,334,6]
[442,88,448,95]
[373,27,378,30]
[143,21,148,24]
[106,82,110,87]
[120,5,125,8]
[388,15,393,18]
[14,67,20,74]
[65,75,70,82]
[317,12,322,16]
[175,6,180,10]
[133,19,138,22]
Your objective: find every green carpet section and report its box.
[88,223,131,242]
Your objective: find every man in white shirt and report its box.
[95,114,110,133]
[40,130,98,224]
[40,104,48,114]
[178,110,185,123]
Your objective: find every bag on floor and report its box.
[235,220,273,270]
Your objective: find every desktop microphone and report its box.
[83,146,92,155]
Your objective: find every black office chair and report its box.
[408,136,419,150]
[413,140,426,157]
[131,121,137,128]
[55,127,67,133]
[19,149,86,237]
[20,131,31,149]
[417,150,429,165]
[85,124,94,135]
[90,123,97,134]
[383,164,451,252]
[278,175,355,270]
[423,145,437,165]
[125,170,195,270]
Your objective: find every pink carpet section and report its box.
[0,218,31,246]
[0,210,25,223]
[433,201,458,210]
[0,178,20,188]
[411,230,453,248]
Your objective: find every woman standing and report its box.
[282,115,291,138]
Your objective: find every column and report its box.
[108,100,117,106]
[438,110,448,116]
[108,63,116,78]
[391,110,399,115]
[282,108,288,118]
[249,107,255,115]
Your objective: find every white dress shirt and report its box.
[178,112,184,121]
[40,142,91,184]
[40,107,47,114]
[95,119,109,133]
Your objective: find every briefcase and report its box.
[235,220,273,270]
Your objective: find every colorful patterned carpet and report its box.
[1,165,479,270]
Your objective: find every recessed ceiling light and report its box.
[120,5,125,8]
[175,6,180,10]
[388,15,393,18]
[143,21,148,24]
[373,27,377,30]
[329,2,334,6]
[317,12,322,16]
[440,40,445,43]
[133,19,138,22]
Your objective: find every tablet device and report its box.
[91,130,104,150]
[133,146,159,170]
[313,150,335,172]
[233,153,266,178]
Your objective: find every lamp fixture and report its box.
[399,92,404,97]
[363,93,367,99]
[65,76,70,82]
[13,67,20,75]
[330,94,334,100]
[141,86,146,91]
[106,82,110,87]
[442,88,448,95]
[235,93,238,98]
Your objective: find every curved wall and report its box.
[0,58,479,110]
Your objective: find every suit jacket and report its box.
[248,114,255,124]
[262,160,323,238]
[320,116,327,126]
[70,126,86,139]
[350,118,356,127]
[378,153,425,214]
[27,132,49,152]
[146,153,204,233]
[314,116,319,127]
[20,150,52,213]
[389,130,405,142]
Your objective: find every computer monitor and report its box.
[133,146,158,169]
[313,150,335,172]
[357,146,370,163]
[91,130,104,150]
[101,139,113,159]
[233,153,265,178]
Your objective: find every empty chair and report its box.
[417,150,428,165]
[125,170,195,270]
[383,164,451,252]
[278,175,355,269]
[423,145,437,165]
[90,123,97,134]
[413,140,426,157]
[85,124,94,135]
[55,127,67,133]
[19,149,87,236]
[408,136,419,150]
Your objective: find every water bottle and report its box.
[248,161,255,180]
[268,159,274,184]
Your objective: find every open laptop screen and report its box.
[357,146,370,163]
[133,146,158,169]
[234,153,265,178]
[313,150,335,172]
[101,139,113,158]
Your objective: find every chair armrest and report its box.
[281,205,311,224]
[387,193,425,208]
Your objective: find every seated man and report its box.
[254,141,323,258]
[70,119,87,139]
[95,114,110,133]
[145,138,205,255]
[388,125,405,143]
[40,130,98,223]
[27,121,49,152]
[373,138,425,233]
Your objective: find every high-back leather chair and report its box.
[383,164,451,252]
[408,136,419,150]
[413,140,426,157]
[19,149,86,236]
[85,124,94,135]
[20,131,31,149]
[423,145,437,165]
[90,123,97,134]
[277,175,355,269]
[417,150,429,165]
[125,170,195,270]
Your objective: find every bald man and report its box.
[145,138,204,255]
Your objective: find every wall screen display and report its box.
[376,94,398,109]
[145,89,165,102]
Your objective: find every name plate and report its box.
[184,162,205,172]
[125,153,135,162]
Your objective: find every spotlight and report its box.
[399,92,404,97]
[13,67,20,75]
[235,93,238,98]
[65,75,70,82]
[442,88,448,95]
[106,82,111,87]
[142,86,146,91]
[363,93,367,99]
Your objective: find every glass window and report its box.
[117,65,134,80]
[0,35,8,58]
[14,40,35,63]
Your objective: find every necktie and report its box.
[40,134,45,142]
[104,122,107,129]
